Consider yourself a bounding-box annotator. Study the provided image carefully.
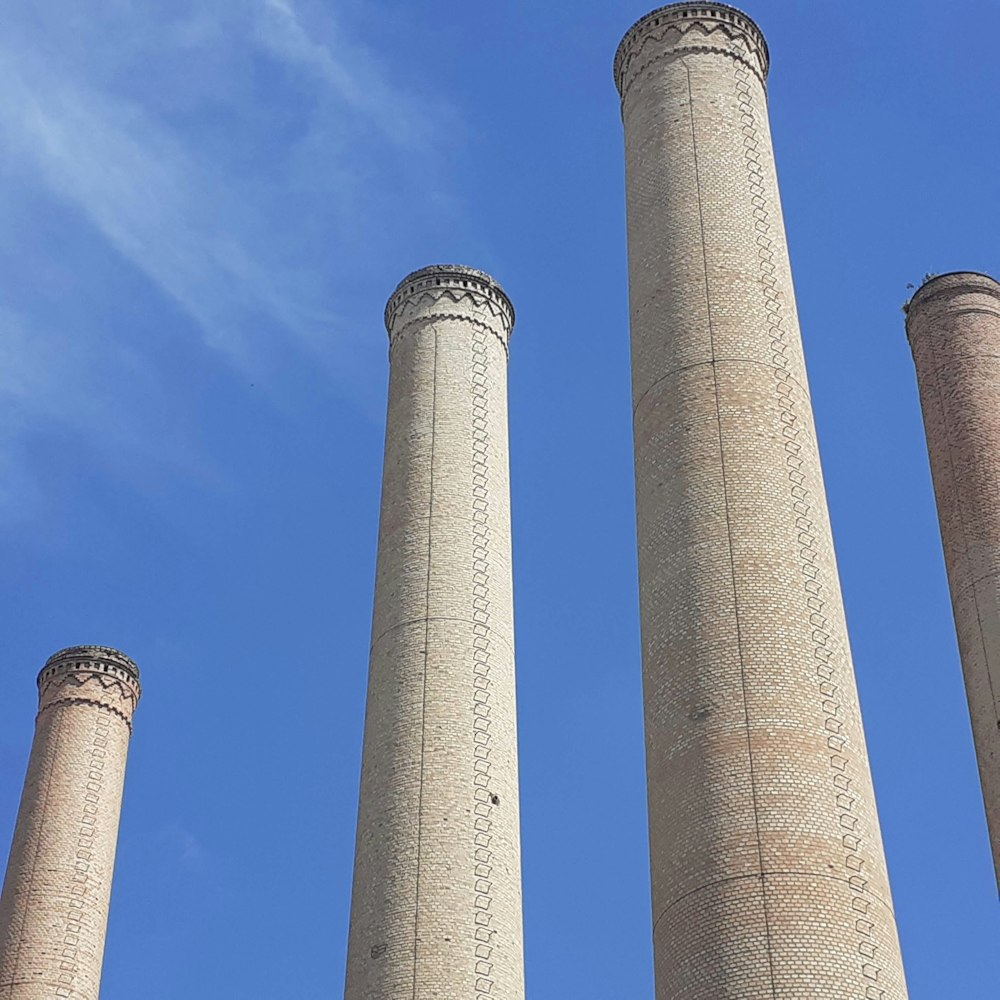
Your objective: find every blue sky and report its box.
[0,1,998,996]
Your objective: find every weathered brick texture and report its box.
[344,265,525,1000]
[615,5,908,996]
[906,271,1000,894]
[0,646,141,1000]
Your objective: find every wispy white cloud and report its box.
[0,65,263,370]
[160,822,208,869]
[258,0,444,151]
[0,0,451,367]
[0,0,461,515]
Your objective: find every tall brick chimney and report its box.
[615,4,909,995]
[907,271,1000,894]
[344,265,525,1000]
[0,646,141,1000]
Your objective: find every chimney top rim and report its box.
[384,264,514,337]
[907,270,1000,308]
[39,645,141,685]
[614,3,769,96]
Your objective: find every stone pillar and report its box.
[614,5,908,996]
[345,265,524,1000]
[906,272,1000,893]
[0,646,141,1000]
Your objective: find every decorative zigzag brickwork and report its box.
[469,325,497,1000]
[615,3,769,103]
[0,647,140,1000]
[386,265,514,357]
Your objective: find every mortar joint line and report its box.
[652,868,897,936]
[370,617,514,659]
[632,356,809,417]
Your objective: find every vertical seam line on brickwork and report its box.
[922,332,1000,723]
[6,708,65,987]
[411,330,439,1000]
[684,60,778,996]
[733,50,890,993]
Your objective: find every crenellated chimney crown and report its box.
[37,645,141,731]
[615,3,769,103]
[384,264,515,355]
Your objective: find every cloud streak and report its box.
[0,64,264,370]
[0,0,461,515]
[258,0,442,151]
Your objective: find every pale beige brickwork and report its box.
[615,4,908,996]
[345,265,524,1000]
[0,646,141,1000]
[906,272,1000,893]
